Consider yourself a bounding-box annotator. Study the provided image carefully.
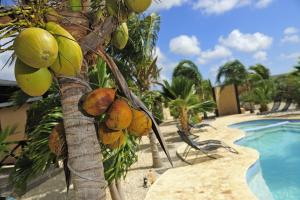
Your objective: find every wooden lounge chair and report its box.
[177,129,238,164]
[276,100,292,113]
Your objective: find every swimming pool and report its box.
[230,119,300,200]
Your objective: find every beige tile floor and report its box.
[145,113,300,200]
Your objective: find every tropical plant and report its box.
[162,77,215,134]
[1,1,170,199]
[216,60,248,86]
[241,80,275,112]
[0,125,17,158]
[274,74,300,106]
[292,59,300,76]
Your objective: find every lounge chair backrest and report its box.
[270,101,281,111]
[177,130,200,150]
[280,100,292,112]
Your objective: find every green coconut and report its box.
[15,59,52,97]
[46,22,83,76]
[112,23,129,50]
[14,27,58,68]
[125,0,152,13]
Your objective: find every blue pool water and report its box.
[231,119,300,200]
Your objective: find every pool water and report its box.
[231,119,300,200]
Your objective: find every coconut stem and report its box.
[69,0,82,12]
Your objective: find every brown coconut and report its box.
[48,123,64,156]
[98,124,123,145]
[105,99,133,130]
[128,108,152,136]
[108,133,126,149]
[82,88,116,116]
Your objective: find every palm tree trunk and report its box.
[109,180,122,200]
[179,107,189,134]
[60,78,107,200]
[149,132,163,168]
[109,179,125,200]
[116,179,126,200]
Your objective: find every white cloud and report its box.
[280,52,300,60]
[219,29,273,52]
[255,0,273,8]
[281,27,300,44]
[169,35,201,56]
[193,0,273,14]
[154,47,176,82]
[154,47,166,64]
[149,0,187,12]
[198,45,232,64]
[253,51,267,61]
[0,51,15,81]
[193,0,250,14]
[0,37,15,80]
[284,27,298,35]
[281,35,300,43]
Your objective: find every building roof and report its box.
[0,79,17,87]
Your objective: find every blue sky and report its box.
[1,0,300,84]
[148,0,300,84]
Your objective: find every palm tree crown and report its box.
[216,59,248,86]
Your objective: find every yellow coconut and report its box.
[108,133,126,149]
[128,109,152,137]
[14,59,52,97]
[82,88,116,116]
[105,99,133,130]
[46,22,83,76]
[98,124,123,145]
[112,23,128,50]
[125,0,152,13]
[49,123,64,156]
[14,27,58,68]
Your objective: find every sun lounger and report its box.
[177,129,238,164]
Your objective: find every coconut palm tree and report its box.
[172,60,214,103]
[162,77,215,134]
[0,1,171,199]
[216,60,248,86]
[173,60,202,84]
[249,64,270,80]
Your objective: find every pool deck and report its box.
[145,113,300,200]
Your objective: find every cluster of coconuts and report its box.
[13,22,83,97]
[107,0,152,50]
[83,88,152,149]
[48,88,152,154]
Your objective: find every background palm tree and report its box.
[172,60,213,102]
[162,77,215,134]
[216,60,248,86]
[173,60,202,85]
[249,64,270,80]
